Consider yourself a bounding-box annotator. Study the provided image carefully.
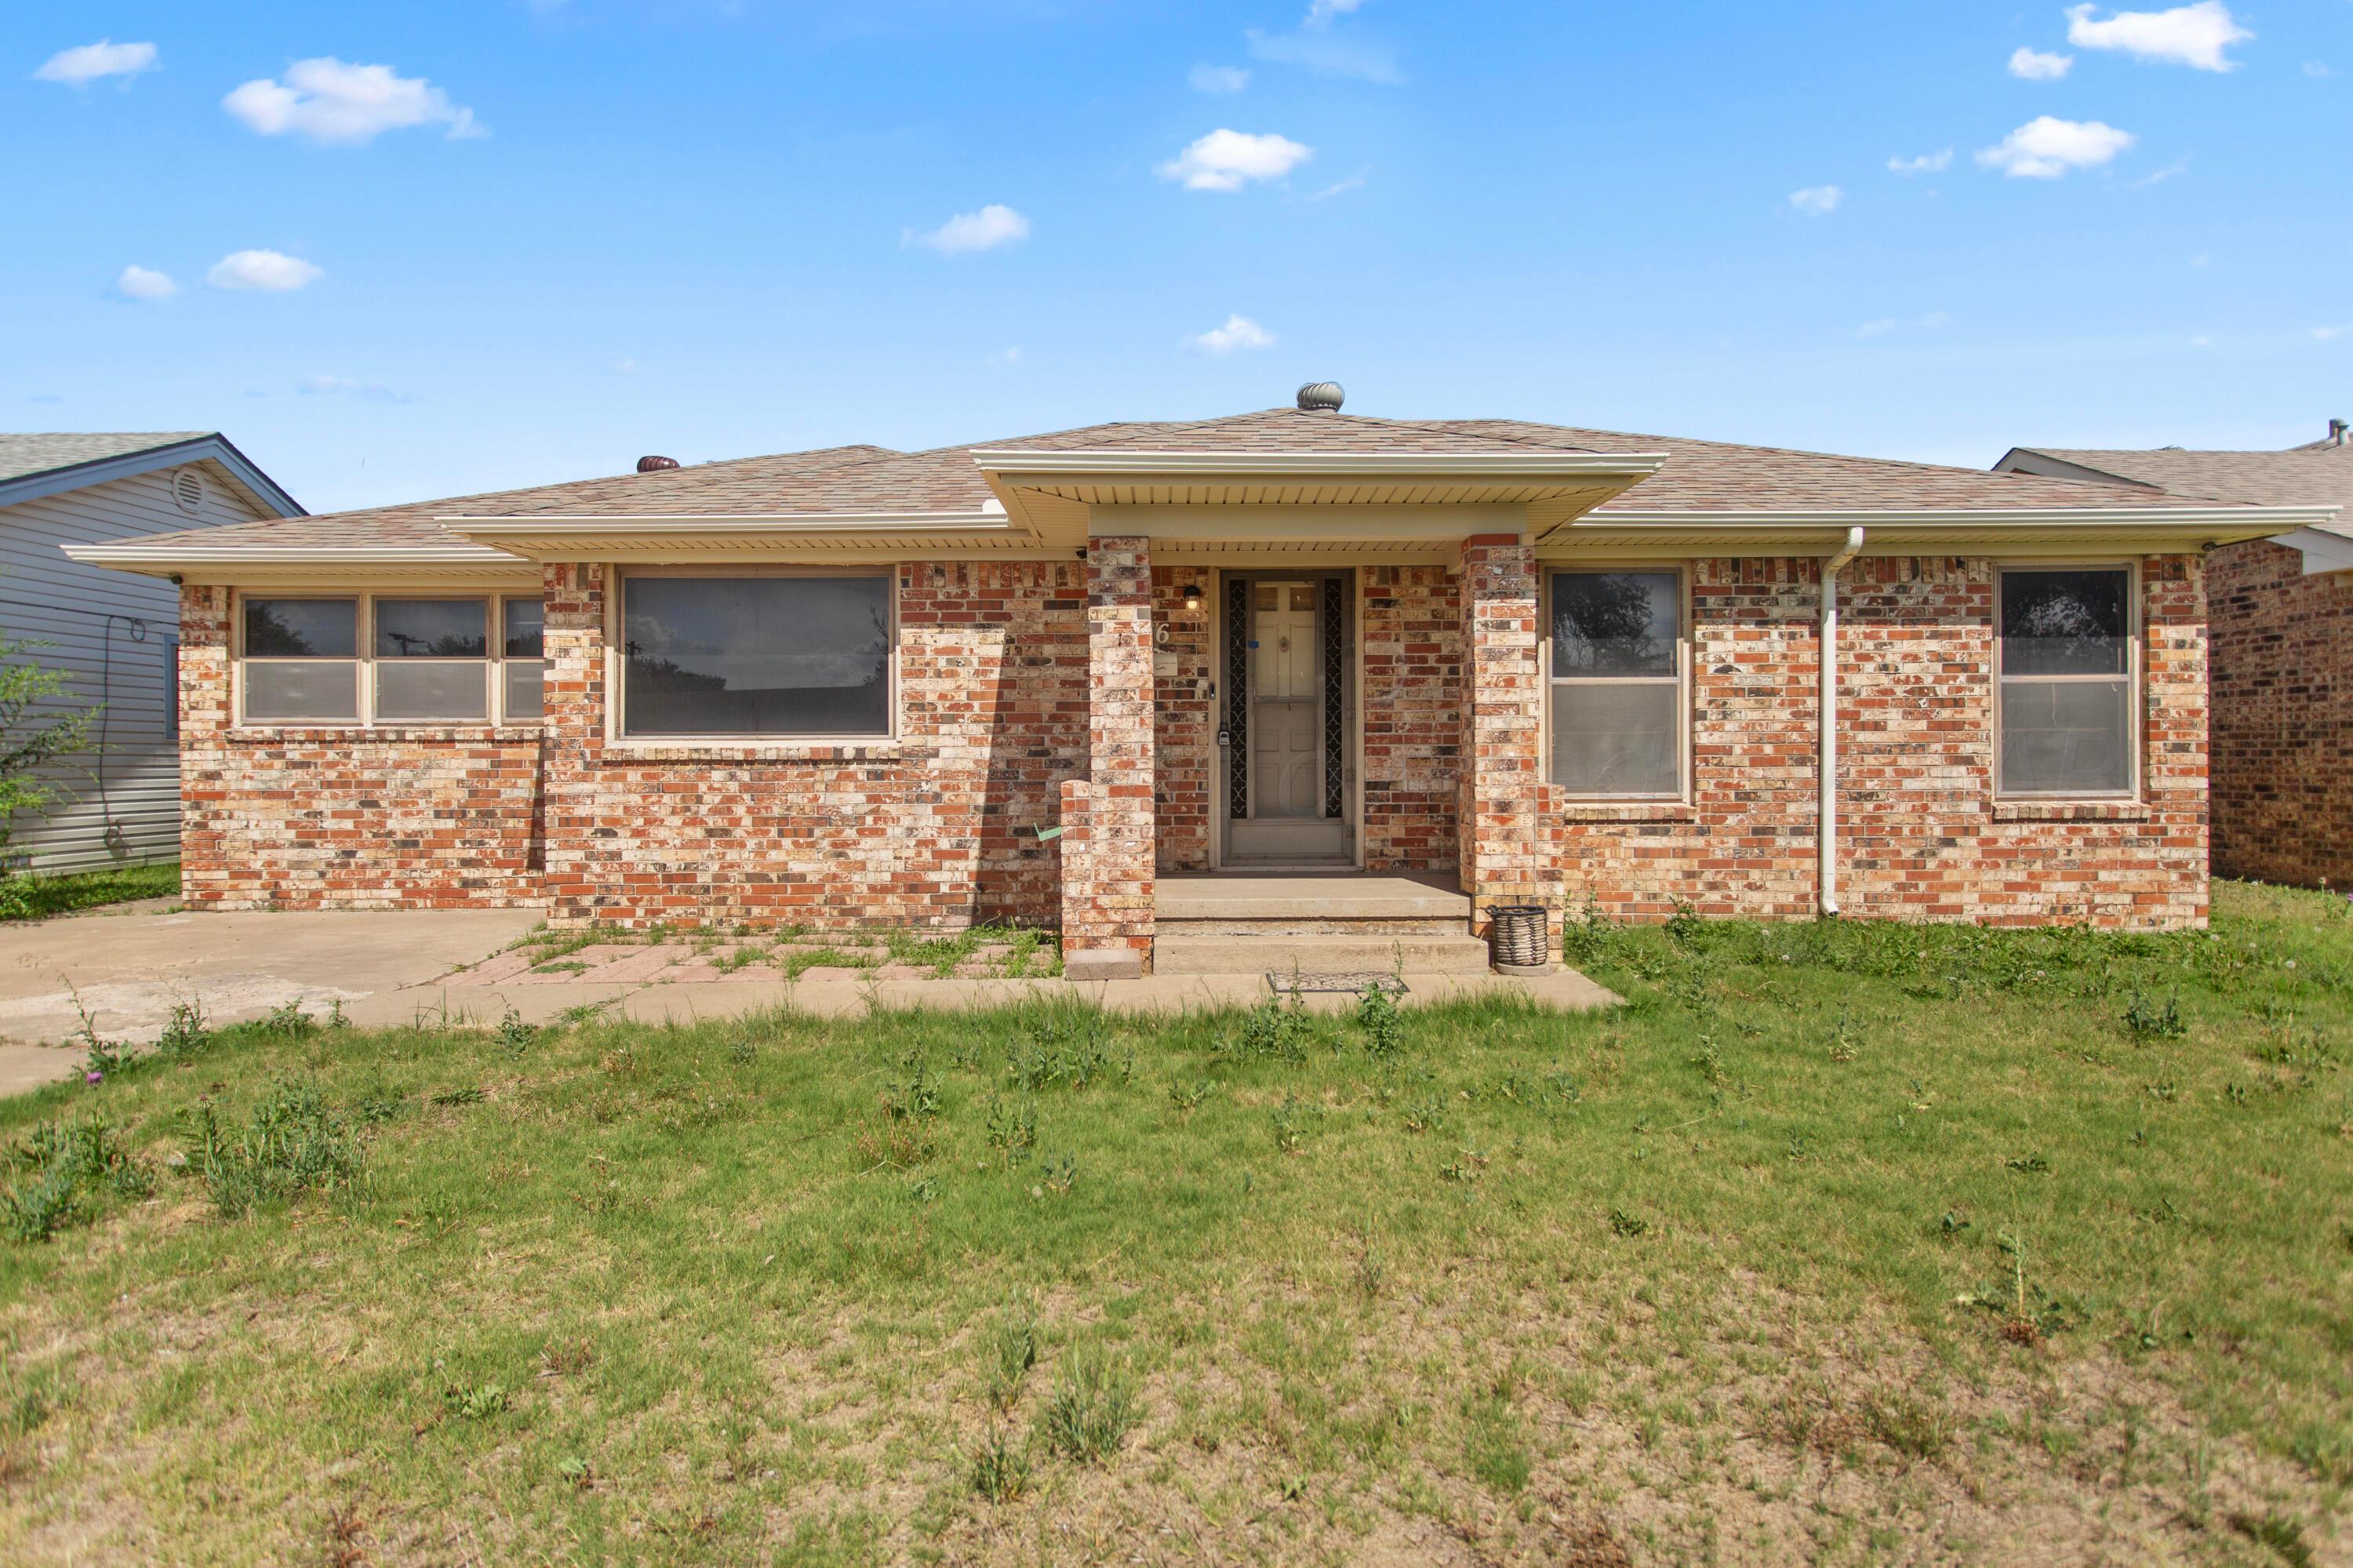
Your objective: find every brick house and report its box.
[68,395,2335,977]
[1997,428,2353,892]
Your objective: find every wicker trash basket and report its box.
[1486,904,1551,975]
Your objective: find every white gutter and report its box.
[1819,526,1865,917]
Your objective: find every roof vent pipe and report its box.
[1296,381,1344,413]
[1819,526,1867,917]
[637,455,681,473]
[2331,418,2349,447]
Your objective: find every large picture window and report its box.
[1997,567,2135,797]
[620,574,892,737]
[1547,569,1684,798]
[236,593,544,727]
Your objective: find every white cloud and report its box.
[206,249,323,291]
[1189,64,1249,93]
[2009,46,2075,80]
[2064,3,2251,71]
[2305,61,2333,78]
[224,57,482,145]
[2315,326,2349,342]
[1187,314,1275,355]
[1157,129,1312,191]
[34,40,156,86]
[2189,252,2211,268]
[613,357,639,374]
[1976,116,2135,177]
[1857,318,1898,339]
[988,347,1023,365]
[1305,0,1368,23]
[908,203,1030,255]
[115,264,176,300]
[1307,169,1369,201]
[2133,155,2191,186]
[1887,149,1953,174]
[1788,184,1842,215]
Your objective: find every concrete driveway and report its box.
[0,907,541,1096]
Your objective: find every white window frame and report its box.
[1540,565,1692,803]
[609,566,900,744]
[1993,561,2141,802]
[232,589,546,729]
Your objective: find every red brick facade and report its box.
[2207,538,2353,890]
[177,551,2213,938]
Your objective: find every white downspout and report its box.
[1819,526,1865,916]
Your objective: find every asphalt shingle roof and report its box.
[107,409,2240,555]
[0,431,211,486]
[2009,444,2353,538]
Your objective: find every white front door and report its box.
[1229,577,1351,863]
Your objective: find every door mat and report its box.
[1264,971,1409,996]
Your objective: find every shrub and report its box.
[180,1081,366,1218]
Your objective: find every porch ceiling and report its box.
[971,448,1667,545]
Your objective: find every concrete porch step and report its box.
[1154,931,1492,977]
[1155,872,1473,926]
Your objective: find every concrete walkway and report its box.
[0,907,541,1095]
[0,905,1619,1097]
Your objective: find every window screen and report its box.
[242,598,358,721]
[1549,572,1683,797]
[373,599,488,721]
[502,598,545,722]
[1998,569,2133,796]
[621,576,891,737]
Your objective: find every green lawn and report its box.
[1,882,2348,1565]
[0,860,178,922]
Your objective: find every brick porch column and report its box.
[1061,536,1156,978]
[1457,534,1544,932]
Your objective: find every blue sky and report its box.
[4,2,2346,514]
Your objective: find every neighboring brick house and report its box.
[1996,429,2353,891]
[69,394,2334,977]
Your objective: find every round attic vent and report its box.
[637,455,681,473]
[1296,381,1344,413]
[170,466,205,515]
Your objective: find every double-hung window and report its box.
[1547,569,1685,799]
[619,573,893,738]
[1996,567,2136,798]
[242,598,360,721]
[236,595,546,726]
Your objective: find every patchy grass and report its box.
[0,861,177,922]
[0,882,2348,1564]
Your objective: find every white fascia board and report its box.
[970,449,1669,479]
[1566,505,2336,544]
[62,543,515,577]
[437,511,1011,535]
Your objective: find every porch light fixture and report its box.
[1180,582,1205,613]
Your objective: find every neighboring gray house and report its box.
[0,434,303,873]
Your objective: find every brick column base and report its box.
[1061,537,1155,978]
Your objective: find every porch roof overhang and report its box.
[1536,504,2343,560]
[969,449,1671,548]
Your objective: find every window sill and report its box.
[597,738,922,764]
[1991,799,2149,823]
[229,724,544,743]
[1554,800,1697,824]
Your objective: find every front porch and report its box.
[1056,529,1558,980]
